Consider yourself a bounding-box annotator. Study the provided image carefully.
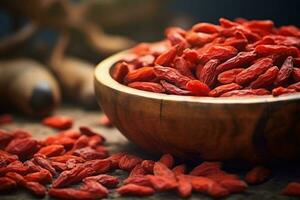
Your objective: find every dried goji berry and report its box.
[0,114,13,125]
[272,87,297,96]
[128,82,165,93]
[235,57,273,85]
[173,57,195,79]
[172,164,187,176]
[186,31,217,46]
[42,116,73,130]
[49,188,95,200]
[83,174,119,188]
[250,66,279,88]
[5,138,39,160]
[141,160,155,174]
[24,182,46,197]
[160,80,192,95]
[176,175,192,198]
[0,177,17,191]
[255,45,299,57]
[112,61,129,83]
[245,166,272,185]
[186,80,210,96]
[154,66,191,89]
[217,68,244,84]
[192,22,223,33]
[155,45,178,66]
[288,82,300,91]
[124,67,156,84]
[33,155,56,175]
[292,68,300,82]
[123,176,152,187]
[99,115,113,127]
[275,56,294,86]
[221,88,270,97]
[36,144,65,157]
[158,153,174,169]
[117,183,155,197]
[216,51,257,73]
[190,162,222,176]
[282,182,300,196]
[80,180,109,198]
[118,154,142,171]
[24,169,52,184]
[199,59,220,87]
[198,46,238,63]
[209,83,242,97]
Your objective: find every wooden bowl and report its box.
[94,51,300,163]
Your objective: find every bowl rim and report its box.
[95,51,300,104]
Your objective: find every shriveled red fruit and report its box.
[176,175,192,198]
[192,22,223,33]
[0,114,13,125]
[0,177,17,191]
[235,57,273,85]
[0,130,14,149]
[108,152,127,168]
[245,166,272,184]
[172,164,187,175]
[80,180,108,198]
[209,83,242,97]
[160,80,192,95]
[5,138,39,160]
[173,57,195,79]
[123,176,152,187]
[282,182,300,196]
[288,82,300,91]
[118,154,142,171]
[155,45,178,66]
[255,45,299,57]
[198,45,238,63]
[128,82,165,93]
[272,87,297,96]
[49,188,95,200]
[188,175,229,198]
[190,162,221,176]
[275,56,294,86]
[24,182,46,197]
[158,153,174,169]
[117,184,155,197]
[221,88,270,97]
[250,66,279,88]
[141,160,155,174]
[216,51,257,73]
[99,115,113,127]
[124,67,156,84]
[186,80,210,96]
[42,116,73,130]
[24,169,52,183]
[112,62,129,83]
[217,68,243,84]
[154,66,191,89]
[199,59,220,87]
[36,144,65,157]
[83,174,119,188]
[292,68,300,82]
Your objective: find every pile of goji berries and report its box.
[112,18,300,97]
[0,115,299,199]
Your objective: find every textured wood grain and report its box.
[95,52,300,163]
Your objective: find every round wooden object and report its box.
[94,51,300,163]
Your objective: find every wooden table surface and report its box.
[0,105,299,200]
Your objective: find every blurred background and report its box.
[0,0,299,117]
